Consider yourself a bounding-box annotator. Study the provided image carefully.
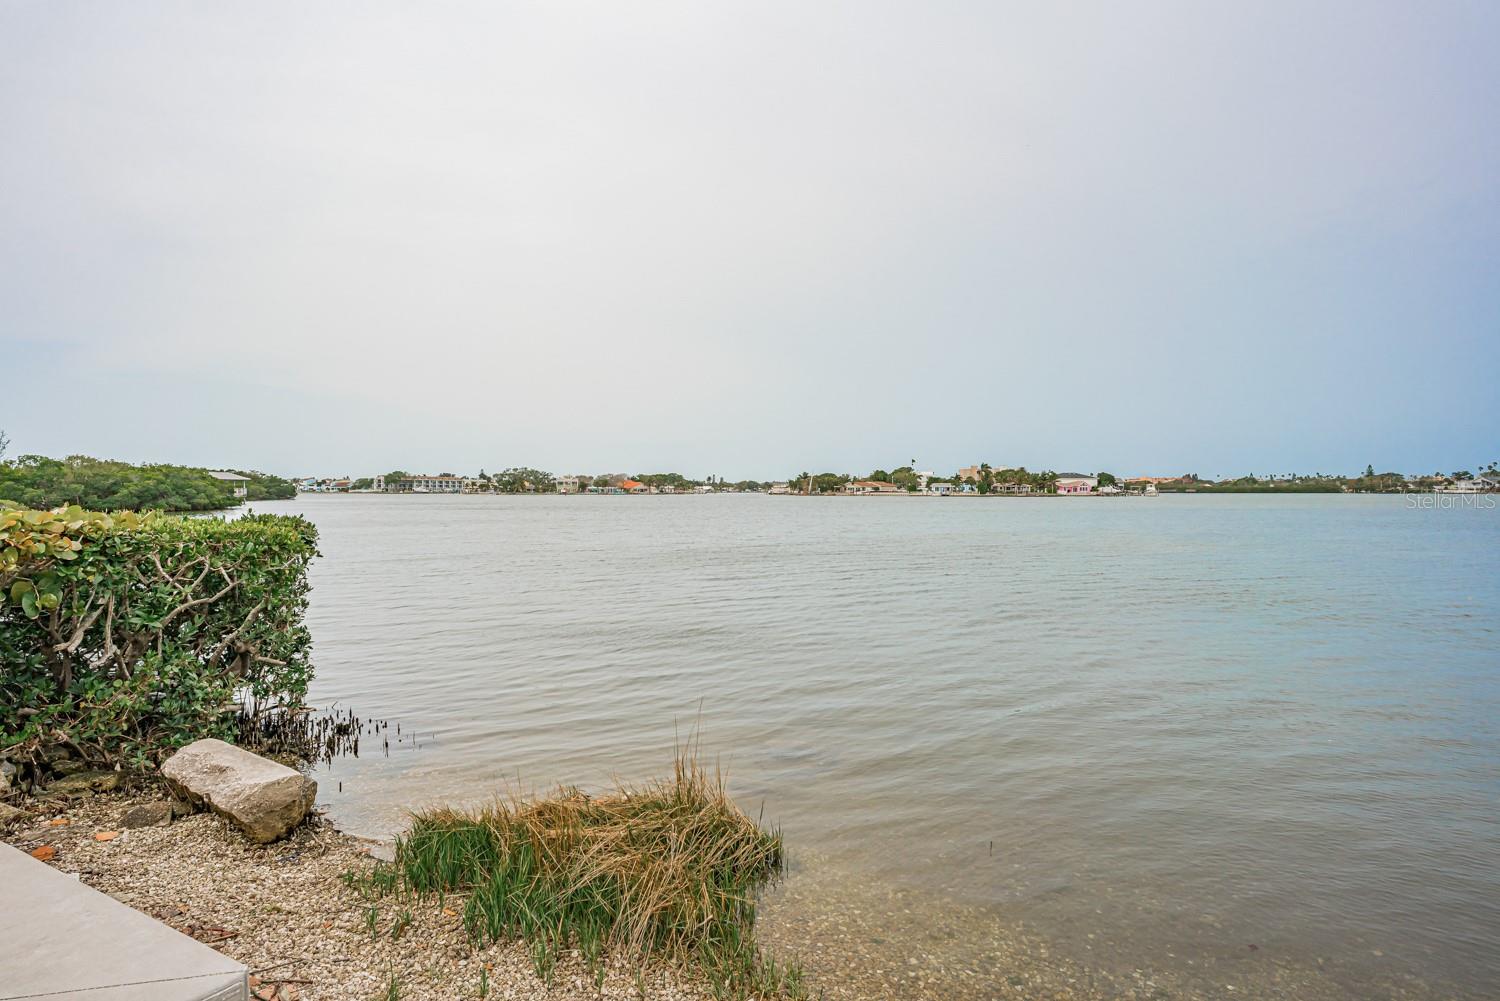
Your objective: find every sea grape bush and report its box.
[0,504,318,769]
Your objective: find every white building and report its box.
[207,470,249,498]
[1441,477,1497,493]
[399,475,463,493]
[555,475,582,494]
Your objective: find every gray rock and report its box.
[0,801,29,830]
[160,738,316,844]
[44,770,122,797]
[119,801,173,829]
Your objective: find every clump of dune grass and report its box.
[391,746,804,999]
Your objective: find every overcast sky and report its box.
[2,1,1495,479]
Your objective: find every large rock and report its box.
[160,739,316,843]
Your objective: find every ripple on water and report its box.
[249,493,1500,997]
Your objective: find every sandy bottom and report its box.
[757,852,1477,1001]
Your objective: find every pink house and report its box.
[1054,476,1097,495]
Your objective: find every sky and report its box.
[1,1,1496,480]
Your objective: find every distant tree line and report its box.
[0,450,293,512]
[1150,469,1479,493]
[373,468,774,493]
[788,465,1076,494]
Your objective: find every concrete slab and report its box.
[0,842,248,1000]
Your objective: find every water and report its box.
[251,493,1500,997]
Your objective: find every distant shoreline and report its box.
[273,488,1496,498]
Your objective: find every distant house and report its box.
[847,480,903,494]
[994,482,1032,495]
[619,479,649,494]
[928,482,954,495]
[768,482,791,495]
[1054,475,1098,495]
[207,470,249,499]
[295,477,320,493]
[555,475,581,494]
[1441,477,1497,494]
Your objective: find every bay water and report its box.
[252,493,1500,997]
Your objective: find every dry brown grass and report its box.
[389,747,804,999]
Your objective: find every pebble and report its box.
[3,790,719,1001]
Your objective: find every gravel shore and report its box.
[4,788,1476,1001]
[2,789,716,1001]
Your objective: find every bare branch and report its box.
[205,597,267,664]
[51,585,102,655]
[85,595,117,673]
[156,575,237,631]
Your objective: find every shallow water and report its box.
[251,493,1500,997]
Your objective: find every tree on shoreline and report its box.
[494,467,556,492]
[0,455,239,512]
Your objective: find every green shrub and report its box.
[0,504,318,769]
